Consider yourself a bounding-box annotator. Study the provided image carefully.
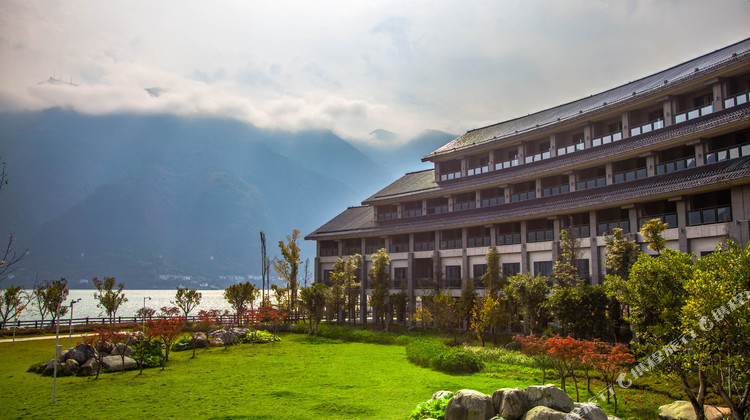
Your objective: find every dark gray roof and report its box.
[306,156,750,240]
[364,104,750,204]
[426,38,750,160]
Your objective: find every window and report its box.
[454,192,476,211]
[445,266,462,288]
[323,270,333,286]
[467,226,491,247]
[577,260,590,282]
[377,205,397,221]
[440,229,462,249]
[497,222,521,245]
[393,267,408,289]
[414,232,435,251]
[365,238,385,254]
[533,261,553,277]
[320,241,338,257]
[389,234,409,253]
[473,264,487,280]
[503,263,521,277]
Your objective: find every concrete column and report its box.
[517,144,525,165]
[337,240,343,257]
[621,111,631,139]
[590,244,600,285]
[490,225,497,247]
[461,158,468,178]
[605,162,614,185]
[520,221,528,274]
[628,207,638,235]
[662,97,674,127]
[535,178,542,198]
[549,134,557,157]
[409,233,415,254]
[435,231,440,250]
[435,163,441,183]
[314,256,320,284]
[397,204,403,219]
[694,141,705,167]
[730,185,750,245]
[712,79,725,111]
[383,236,391,254]
[589,210,598,238]
[676,199,688,252]
[476,189,482,209]
[552,217,561,262]
[583,125,592,149]
[646,154,656,176]
[504,186,511,203]
[489,150,496,171]
[448,196,455,212]
[461,245,468,289]
[407,252,415,318]
[422,199,428,216]
[568,173,576,192]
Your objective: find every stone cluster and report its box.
[39,340,138,376]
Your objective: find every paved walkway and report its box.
[0,333,87,343]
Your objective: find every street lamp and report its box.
[52,302,62,404]
[68,298,81,350]
[142,296,151,333]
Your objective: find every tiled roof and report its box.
[426,38,750,160]
[306,156,750,240]
[364,104,750,204]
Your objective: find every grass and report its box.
[0,330,676,419]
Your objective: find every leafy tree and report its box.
[471,295,507,346]
[391,289,408,325]
[591,341,636,414]
[547,335,581,398]
[92,277,128,323]
[270,284,288,309]
[223,282,258,325]
[640,218,668,254]
[547,284,609,340]
[327,258,346,323]
[85,328,114,379]
[136,306,156,321]
[342,254,362,324]
[482,247,504,297]
[300,283,327,335]
[457,278,477,330]
[35,278,69,327]
[146,317,184,364]
[368,248,390,329]
[0,285,24,330]
[682,241,750,420]
[273,229,302,319]
[505,273,551,334]
[172,287,202,319]
[603,227,639,342]
[513,334,553,384]
[552,229,581,287]
[414,304,432,329]
[431,289,460,343]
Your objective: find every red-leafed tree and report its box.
[146,317,184,366]
[513,334,553,384]
[84,328,115,379]
[260,306,289,338]
[547,335,584,401]
[592,342,636,414]
[160,306,181,317]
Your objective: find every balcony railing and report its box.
[613,168,648,183]
[389,279,407,289]
[467,165,490,176]
[443,278,462,289]
[467,236,491,248]
[414,241,435,252]
[557,142,585,156]
[675,104,714,124]
[723,91,749,109]
[597,220,630,236]
[320,248,338,257]
[542,183,570,197]
[440,171,461,181]
[454,201,477,211]
[403,208,422,218]
[565,224,591,238]
[527,229,553,243]
[688,206,732,226]
[377,212,397,221]
[481,196,505,207]
[497,233,521,245]
[343,247,361,256]
[495,158,519,170]
[630,119,664,137]
[428,205,449,215]
[365,245,384,254]
[389,243,409,253]
[511,190,536,202]
[576,176,606,191]
[656,156,696,175]
[592,131,623,147]
[705,143,750,164]
[639,213,678,229]
[525,150,551,164]
[440,239,462,249]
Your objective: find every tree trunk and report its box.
[713,381,745,420]
[678,368,707,420]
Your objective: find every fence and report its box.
[1,314,239,331]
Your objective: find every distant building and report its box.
[306,38,750,322]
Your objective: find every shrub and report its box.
[409,392,453,420]
[239,330,280,344]
[170,335,193,352]
[406,338,483,374]
[132,339,163,368]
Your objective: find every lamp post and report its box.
[52,302,62,404]
[142,296,151,333]
[68,298,81,350]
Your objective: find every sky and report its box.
[0,0,749,146]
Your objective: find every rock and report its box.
[445,389,495,420]
[210,337,224,347]
[63,343,97,365]
[432,390,454,400]
[522,406,583,420]
[42,359,62,376]
[63,359,79,375]
[209,329,235,345]
[96,340,114,354]
[607,416,621,420]
[657,401,731,420]
[525,385,574,413]
[493,388,529,420]
[101,355,137,371]
[572,403,608,420]
[79,358,100,376]
[192,332,208,348]
[229,327,250,338]
[111,343,134,357]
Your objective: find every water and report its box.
[17,289,239,321]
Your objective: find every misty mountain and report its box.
[357,129,457,179]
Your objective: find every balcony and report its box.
[639,213,678,229]
[467,236,491,248]
[576,176,606,191]
[613,168,648,183]
[428,205,449,215]
[566,224,591,238]
[440,239,462,250]
[705,143,750,164]
[440,171,461,182]
[688,206,732,226]
[527,229,553,243]
[467,165,490,176]
[442,278,462,289]
[320,247,338,257]
[656,157,696,175]
[557,142,585,156]
[597,220,630,236]
[525,150,551,164]
[675,104,714,124]
[723,91,749,109]
[511,190,536,202]
[592,131,623,147]
[390,279,407,289]
[377,212,397,221]
[495,158,519,170]
[454,201,477,211]
[481,196,505,207]
[389,243,409,253]
[542,183,570,197]
[414,241,435,252]
[403,208,422,218]
[630,119,664,137]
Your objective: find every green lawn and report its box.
[0,333,671,419]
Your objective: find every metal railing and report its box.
[656,157,696,175]
[723,91,749,109]
[630,119,664,136]
[688,206,732,226]
[675,104,714,124]
[613,168,648,183]
[591,131,623,147]
[705,143,750,164]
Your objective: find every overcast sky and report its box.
[1,0,748,146]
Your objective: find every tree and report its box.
[548,284,609,340]
[471,295,507,346]
[271,284,288,309]
[457,278,477,330]
[505,273,551,335]
[414,304,432,330]
[640,218,668,254]
[223,282,258,326]
[368,248,390,329]
[0,160,26,283]
[85,328,115,379]
[327,258,346,323]
[481,247,504,297]
[172,287,202,320]
[391,289,408,325]
[160,306,181,317]
[603,227,639,342]
[146,317,184,364]
[0,285,24,330]
[136,306,156,321]
[273,229,302,320]
[547,335,585,401]
[431,289,460,343]
[513,334,553,384]
[342,254,362,324]
[92,277,127,323]
[300,283,327,335]
[592,342,636,415]
[682,241,750,420]
[552,229,581,287]
[35,278,69,327]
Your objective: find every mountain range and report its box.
[0,108,454,288]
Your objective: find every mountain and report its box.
[356,129,457,179]
[0,109,369,288]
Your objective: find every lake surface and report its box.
[17,289,240,321]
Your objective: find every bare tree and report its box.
[0,160,26,282]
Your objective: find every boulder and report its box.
[607,416,621,420]
[492,388,529,420]
[525,385,574,413]
[522,406,583,420]
[79,358,100,376]
[658,401,731,420]
[63,343,97,365]
[445,389,495,420]
[209,329,235,345]
[111,343,134,357]
[97,340,114,354]
[192,332,208,348]
[101,355,137,371]
[229,327,250,338]
[572,403,608,420]
[42,359,62,376]
[63,359,79,375]
[432,390,454,400]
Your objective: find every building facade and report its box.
[306,39,750,322]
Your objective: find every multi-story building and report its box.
[306,38,750,322]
